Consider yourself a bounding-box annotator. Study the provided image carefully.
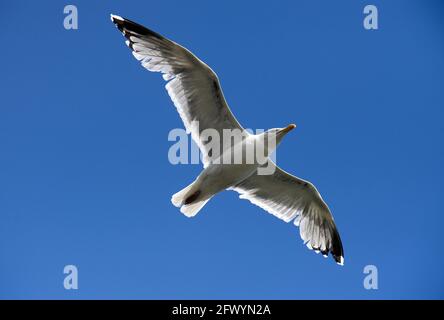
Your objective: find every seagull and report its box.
[111,14,344,265]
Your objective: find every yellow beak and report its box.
[280,124,296,134]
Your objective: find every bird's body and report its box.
[175,162,259,215]
[197,162,259,199]
[111,14,345,265]
[173,132,273,216]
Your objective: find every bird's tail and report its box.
[180,199,210,217]
[171,183,194,207]
[171,182,211,217]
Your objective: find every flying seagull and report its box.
[111,14,344,265]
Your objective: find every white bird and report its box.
[111,14,344,265]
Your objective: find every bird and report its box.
[110,14,344,265]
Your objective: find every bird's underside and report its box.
[111,14,344,265]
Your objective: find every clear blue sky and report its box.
[1,0,443,299]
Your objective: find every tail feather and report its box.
[171,183,194,208]
[171,182,211,217]
[180,199,210,217]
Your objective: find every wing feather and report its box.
[111,15,244,166]
[231,161,344,265]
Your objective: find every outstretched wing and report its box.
[231,161,344,265]
[111,15,244,166]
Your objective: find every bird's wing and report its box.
[111,15,245,166]
[230,161,344,265]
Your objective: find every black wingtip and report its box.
[331,229,344,266]
[110,14,164,40]
[309,224,344,265]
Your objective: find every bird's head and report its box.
[258,124,296,157]
[265,124,297,145]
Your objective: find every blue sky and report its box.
[0,0,443,299]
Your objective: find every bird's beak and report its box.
[280,124,296,134]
